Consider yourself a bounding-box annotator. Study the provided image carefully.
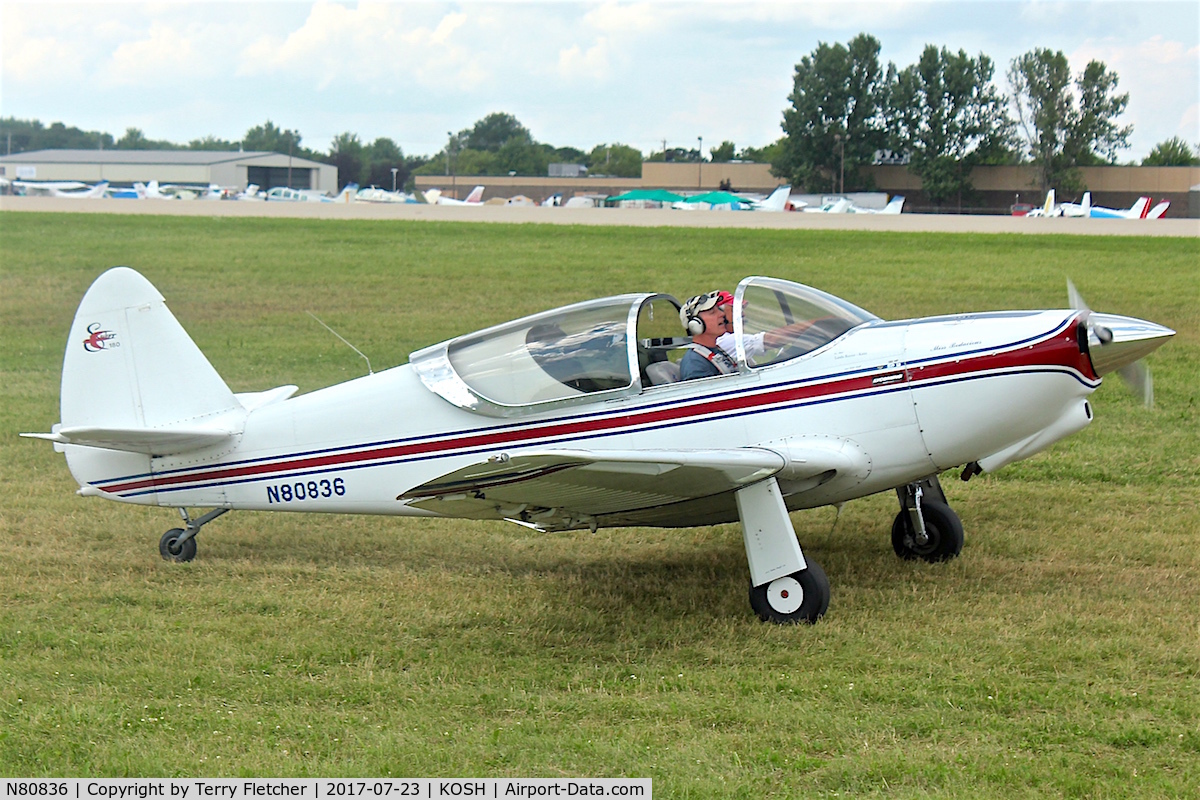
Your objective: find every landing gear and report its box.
[749,561,830,624]
[736,477,829,624]
[158,507,229,563]
[891,477,963,562]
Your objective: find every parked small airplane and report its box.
[24,271,1173,623]
[1027,190,1168,220]
[424,185,486,205]
[14,180,109,198]
[1084,192,1168,219]
[355,186,417,204]
[265,184,358,203]
[800,195,904,214]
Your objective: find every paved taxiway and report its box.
[2,195,1196,237]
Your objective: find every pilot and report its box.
[679,292,739,380]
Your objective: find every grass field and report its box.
[1,212,1198,796]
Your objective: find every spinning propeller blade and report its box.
[1067,280,1172,408]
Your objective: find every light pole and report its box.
[697,136,703,189]
[391,167,398,192]
[834,134,845,195]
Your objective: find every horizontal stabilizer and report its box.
[22,423,236,456]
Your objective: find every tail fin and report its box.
[1042,189,1056,216]
[1130,196,1151,218]
[757,185,791,212]
[1147,200,1170,219]
[56,268,243,451]
[881,196,904,214]
[465,185,485,203]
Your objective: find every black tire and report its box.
[891,500,964,562]
[159,528,197,563]
[748,559,830,624]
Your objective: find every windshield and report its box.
[735,277,878,368]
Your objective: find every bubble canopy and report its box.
[408,277,878,417]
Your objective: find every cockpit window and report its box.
[446,300,634,406]
[736,277,878,368]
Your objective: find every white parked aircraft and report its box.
[25,271,1172,623]
[265,184,358,203]
[355,186,417,204]
[1027,190,1168,220]
[424,185,486,205]
[14,180,109,198]
[800,195,904,214]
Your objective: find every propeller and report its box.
[1067,280,1168,408]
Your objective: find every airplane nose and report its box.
[1082,312,1175,376]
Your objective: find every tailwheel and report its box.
[159,528,197,562]
[749,560,830,624]
[891,500,963,562]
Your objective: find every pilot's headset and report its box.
[680,292,726,336]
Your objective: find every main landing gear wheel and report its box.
[159,528,197,563]
[749,560,830,624]
[891,500,964,562]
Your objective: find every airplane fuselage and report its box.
[74,310,1097,525]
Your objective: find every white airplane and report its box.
[424,185,486,205]
[24,271,1173,624]
[265,184,358,203]
[752,185,793,212]
[14,180,109,198]
[355,186,417,204]
[1084,193,1168,219]
[798,195,903,214]
[1027,190,1168,220]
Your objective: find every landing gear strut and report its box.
[159,507,229,562]
[737,477,830,624]
[891,476,963,562]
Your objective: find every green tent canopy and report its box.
[606,188,687,203]
[680,191,752,207]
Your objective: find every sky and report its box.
[2,1,1197,162]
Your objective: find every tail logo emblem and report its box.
[83,322,119,352]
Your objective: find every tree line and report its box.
[3,32,1196,201]
[778,35,1198,208]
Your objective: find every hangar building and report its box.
[0,149,338,194]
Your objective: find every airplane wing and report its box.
[398,448,788,530]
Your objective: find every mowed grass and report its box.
[1,212,1198,796]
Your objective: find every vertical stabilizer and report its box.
[62,267,241,432]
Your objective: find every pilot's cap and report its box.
[680,291,734,325]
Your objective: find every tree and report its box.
[709,140,736,162]
[1007,49,1076,192]
[738,139,784,164]
[777,33,889,192]
[189,135,240,151]
[328,132,366,188]
[1067,60,1131,165]
[463,112,532,152]
[1142,137,1200,166]
[586,143,643,177]
[1008,49,1132,192]
[890,45,1014,209]
[242,121,309,158]
[363,138,408,190]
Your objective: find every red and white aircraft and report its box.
[24,270,1173,623]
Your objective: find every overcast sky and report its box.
[2,1,1197,161]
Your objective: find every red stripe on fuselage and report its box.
[99,322,1093,495]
